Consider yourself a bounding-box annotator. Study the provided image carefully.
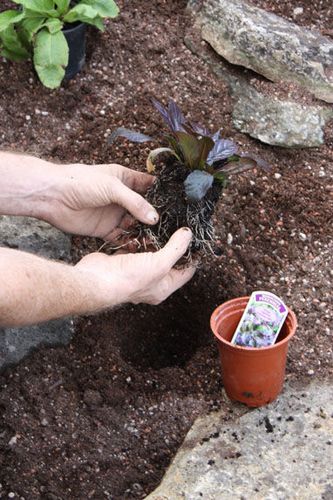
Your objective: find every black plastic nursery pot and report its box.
[63,22,87,80]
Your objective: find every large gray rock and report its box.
[188,0,333,103]
[147,381,333,499]
[232,83,333,147]
[0,216,73,371]
[184,31,333,147]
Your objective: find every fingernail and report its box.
[147,210,159,223]
[182,227,192,237]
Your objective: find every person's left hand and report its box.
[46,163,158,241]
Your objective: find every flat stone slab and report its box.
[188,0,333,103]
[0,216,73,371]
[147,381,333,499]
[232,83,333,147]
[184,31,333,147]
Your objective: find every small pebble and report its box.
[308,369,314,375]
[274,173,281,179]
[25,115,31,121]
[227,233,233,245]
[293,6,304,15]
[299,233,307,241]
[41,418,48,427]
[8,436,17,446]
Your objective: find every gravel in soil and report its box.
[249,0,333,32]
[0,0,332,499]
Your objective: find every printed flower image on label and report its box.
[231,291,288,348]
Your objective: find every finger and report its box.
[114,249,129,255]
[105,164,155,193]
[118,214,136,230]
[166,266,197,293]
[105,227,128,243]
[109,177,159,225]
[156,228,192,273]
[106,231,140,253]
[153,266,197,304]
[123,169,156,194]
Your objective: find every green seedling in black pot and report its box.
[0,0,119,88]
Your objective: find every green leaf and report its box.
[175,132,201,170]
[166,134,183,159]
[0,25,30,61]
[54,0,70,15]
[0,10,25,32]
[175,132,214,170]
[33,29,68,88]
[213,171,226,185]
[197,136,214,167]
[12,0,58,17]
[80,0,119,18]
[19,13,46,42]
[64,5,104,30]
[43,17,63,33]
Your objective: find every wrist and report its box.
[74,254,128,313]
[0,152,63,220]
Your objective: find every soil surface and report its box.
[0,0,332,499]
[249,0,333,32]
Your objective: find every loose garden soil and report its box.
[0,0,332,499]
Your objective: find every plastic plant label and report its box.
[231,291,288,348]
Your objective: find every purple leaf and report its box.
[240,153,271,171]
[189,121,210,137]
[211,130,221,142]
[168,99,186,131]
[152,98,185,133]
[207,138,238,165]
[109,127,153,144]
[217,157,257,175]
[184,170,214,202]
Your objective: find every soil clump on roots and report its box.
[130,160,222,256]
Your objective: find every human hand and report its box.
[75,228,195,307]
[46,162,158,240]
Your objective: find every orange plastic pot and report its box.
[210,297,297,407]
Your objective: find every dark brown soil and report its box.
[0,0,332,499]
[249,0,333,31]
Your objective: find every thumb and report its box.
[109,177,159,225]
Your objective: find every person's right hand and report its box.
[75,228,195,308]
